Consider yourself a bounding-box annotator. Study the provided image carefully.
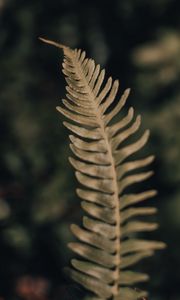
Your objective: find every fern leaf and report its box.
[40,37,166,300]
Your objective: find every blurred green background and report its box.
[0,0,180,299]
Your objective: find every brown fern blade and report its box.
[40,38,166,300]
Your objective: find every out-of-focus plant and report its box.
[15,276,50,300]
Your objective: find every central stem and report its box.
[72,51,121,298]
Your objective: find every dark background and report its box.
[0,0,180,299]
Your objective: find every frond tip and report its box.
[43,40,166,299]
[39,37,68,50]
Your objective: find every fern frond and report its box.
[40,38,166,300]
